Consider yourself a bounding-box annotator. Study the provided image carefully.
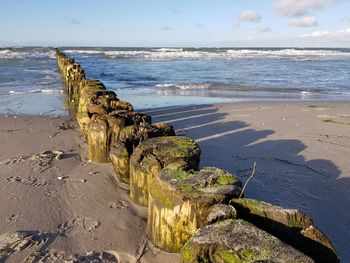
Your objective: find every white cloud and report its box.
[257,26,272,33]
[301,27,350,37]
[300,28,350,45]
[289,16,318,27]
[276,0,339,17]
[237,10,262,23]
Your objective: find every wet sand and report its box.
[0,101,350,262]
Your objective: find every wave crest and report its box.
[63,48,350,60]
[0,49,55,59]
[9,89,64,95]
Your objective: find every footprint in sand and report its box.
[6,176,48,187]
[0,150,64,172]
[0,231,49,259]
[109,200,128,210]
[5,214,26,223]
[0,231,118,262]
[28,250,120,262]
[44,189,57,197]
[58,217,101,236]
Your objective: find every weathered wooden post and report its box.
[129,136,201,206]
[147,165,242,252]
[109,123,175,184]
[180,219,314,263]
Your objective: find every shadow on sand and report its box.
[143,104,350,262]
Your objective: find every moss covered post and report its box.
[147,165,242,252]
[129,136,201,206]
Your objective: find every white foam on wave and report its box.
[64,49,105,55]
[9,89,64,95]
[225,48,345,57]
[106,50,152,58]
[152,48,184,52]
[0,49,55,59]
[9,90,26,95]
[0,49,14,58]
[110,48,350,60]
[300,91,312,96]
[63,48,350,60]
[155,84,177,88]
[155,83,211,89]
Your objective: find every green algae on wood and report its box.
[110,100,134,112]
[207,204,237,224]
[180,219,314,263]
[106,116,126,149]
[78,86,107,114]
[129,136,200,206]
[230,198,339,263]
[109,142,130,184]
[76,111,92,139]
[109,123,175,184]
[231,198,315,229]
[147,165,242,252]
[87,117,109,163]
[109,110,151,126]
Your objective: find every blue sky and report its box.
[1,0,350,47]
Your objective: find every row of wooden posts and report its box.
[55,50,339,263]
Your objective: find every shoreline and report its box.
[1,100,349,261]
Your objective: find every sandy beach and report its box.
[0,115,178,262]
[145,101,350,262]
[1,101,350,262]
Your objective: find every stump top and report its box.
[149,165,242,209]
[181,219,314,263]
[131,136,200,170]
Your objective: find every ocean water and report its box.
[1,47,350,114]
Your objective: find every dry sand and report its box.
[1,101,349,262]
[146,101,350,262]
[0,115,178,262]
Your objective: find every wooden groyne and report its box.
[55,49,339,262]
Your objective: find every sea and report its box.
[1,46,350,115]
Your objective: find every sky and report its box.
[1,0,350,47]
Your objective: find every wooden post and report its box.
[181,219,314,263]
[129,136,201,206]
[147,164,242,252]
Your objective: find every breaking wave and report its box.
[63,48,350,60]
[9,89,64,95]
[155,82,321,95]
[0,48,55,59]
